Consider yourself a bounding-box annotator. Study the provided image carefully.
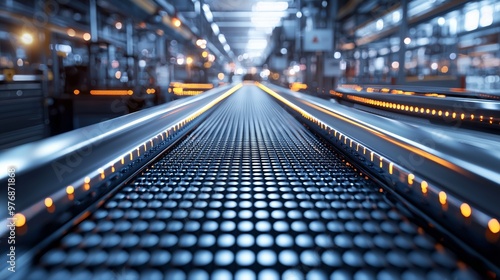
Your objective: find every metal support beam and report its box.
[108,45,115,87]
[306,55,312,86]
[88,43,99,87]
[327,0,339,90]
[40,29,50,136]
[157,37,166,64]
[50,33,60,96]
[126,20,134,57]
[295,0,302,61]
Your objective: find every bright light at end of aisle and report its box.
[253,1,288,11]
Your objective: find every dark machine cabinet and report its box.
[0,82,48,149]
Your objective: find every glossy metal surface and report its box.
[265,83,500,270]
[21,85,479,279]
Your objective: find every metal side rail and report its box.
[331,84,500,131]
[0,83,242,273]
[263,82,500,275]
[336,84,500,100]
[8,84,484,279]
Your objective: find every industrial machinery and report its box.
[1,82,499,279]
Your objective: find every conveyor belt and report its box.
[26,85,480,279]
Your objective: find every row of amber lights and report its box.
[289,82,308,92]
[74,89,155,96]
[169,88,205,96]
[168,83,215,96]
[332,90,499,125]
[11,83,243,229]
[257,82,500,235]
[73,89,134,96]
[346,84,500,101]
[341,84,439,97]
[170,82,215,89]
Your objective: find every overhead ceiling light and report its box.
[392,10,401,23]
[224,44,231,52]
[263,27,273,34]
[253,1,288,12]
[248,30,270,38]
[251,18,282,26]
[251,14,284,24]
[218,34,226,44]
[247,39,267,49]
[211,23,220,35]
[253,11,288,18]
[245,51,264,58]
[53,44,72,53]
[177,57,185,65]
[437,17,445,26]
[202,4,213,22]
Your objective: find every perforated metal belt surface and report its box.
[27,85,479,279]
